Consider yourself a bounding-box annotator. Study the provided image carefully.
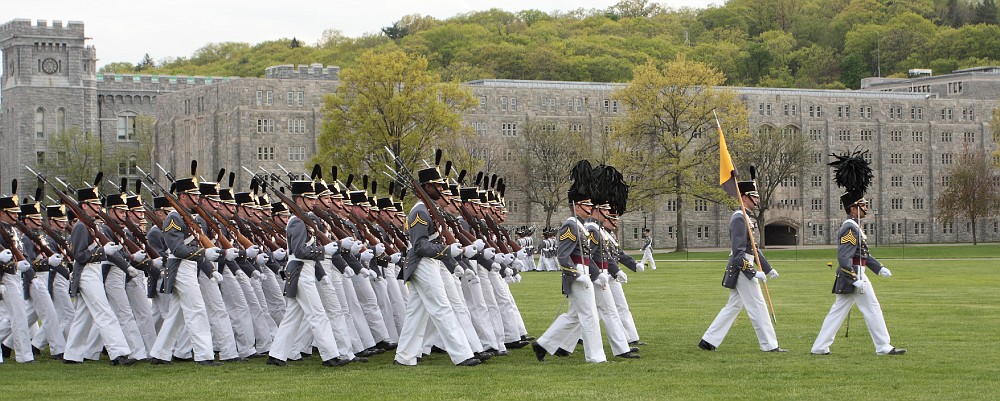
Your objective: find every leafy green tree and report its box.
[311,49,477,178]
[99,62,139,74]
[509,123,593,228]
[40,127,103,190]
[610,56,749,251]
[741,125,812,247]
[935,149,1000,245]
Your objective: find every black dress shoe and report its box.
[174,356,193,362]
[299,352,312,360]
[392,360,411,366]
[698,339,717,351]
[375,340,397,350]
[196,360,223,366]
[521,335,535,342]
[221,357,247,363]
[1,344,11,359]
[616,351,641,359]
[110,356,139,366]
[430,345,447,354]
[149,358,172,365]
[32,346,42,356]
[531,342,546,362]
[353,356,368,363]
[457,357,481,366]
[63,359,84,364]
[505,340,529,349]
[495,350,509,356]
[886,348,906,355]
[766,347,788,353]
[629,347,640,353]
[629,340,648,346]
[554,348,571,357]
[322,357,352,367]
[265,356,287,367]
[50,353,64,361]
[475,351,493,362]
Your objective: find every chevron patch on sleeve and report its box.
[840,230,857,245]
[558,228,577,242]
[407,215,428,229]
[164,220,183,232]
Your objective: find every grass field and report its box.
[2,244,999,400]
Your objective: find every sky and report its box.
[7,0,721,68]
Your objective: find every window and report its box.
[813,152,824,164]
[500,97,508,111]
[914,222,926,235]
[860,129,873,141]
[838,129,851,141]
[665,200,677,212]
[891,198,903,210]
[912,153,923,164]
[35,108,45,138]
[288,146,305,161]
[948,81,963,94]
[298,92,304,107]
[890,153,903,164]
[912,131,923,142]
[117,155,137,175]
[765,104,771,116]
[694,199,708,212]
[942,222,953,234]
[941,131,952,142]
[811,224,825,237]
[605,99,614,113]
[257,146,274,161]
[809,129,822,141]
[815,105,822,117]
[783,104,789,116]
[781,176,798,187]
[604,125,614,135]
[941,108,953,120]
[117,115,137,140]
[510,97,517,111]
[912,198,924,210]
[479,96,487,110]
[255,90,262,106]
[912,175,923,187]
[540,123,557,133]
[575,98,583,112]
[890,176,903,187]
[501,122,518,137]
[962,108,975,121]
[861,106,872,118]
[56,152,66,167]
[57,108,66,133]
[811,175,822,187]
[940,175,950,187]
[941,153,953,165]
[811,198,823,211]
[257,119,274,133]
[287,119,306,134]
[568,123,583,133]
[287,91,295,107]
[890,130,902,141]
[473,122,487,136]
[266,90,273,105]
[911,107,923,120]
[36,151,45,165]
[696,226,710,239]
[964,132,975,143]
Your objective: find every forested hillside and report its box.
[104,0,1000,89]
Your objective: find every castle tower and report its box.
[0,18,97,196]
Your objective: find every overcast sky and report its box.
[7,0,720,68]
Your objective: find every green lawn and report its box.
[2,247,999,400]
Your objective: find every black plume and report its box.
[399,188,407,201]
[568,160,594,202]
[37,179,45,201]
[457,169,467,185]
[371,180,378,195]
[135,180,142,195]
[444,161,452,178]
[93,172,103,188]
[216,168,226,183]
[250,176,259,194]
[311,164,322,180]
[362,174,369,190]
[474,171,484,186]
[434,149,443,166]
[828,149,873,193]
[228,172,235,188]
[345,174,354,189]
[119,177,127,193]
[260,180,267,193]
[388,181,395,196]
[191,160,198,176]
[331,166,338,182]
[490,174,497,189]
[11,179,18,195]
[34,187,42,203]
[749,165,757,181]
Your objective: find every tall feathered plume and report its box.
[568,160,594,202]
[457,170,467,185]
[311,164,322,180]
[228,172,236,188]
[191,160,198,177]
[216,168,226,183]
[119,178,127,194]
[828,149,873,193]
[93,172,103,188]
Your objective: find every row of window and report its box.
[807,128,977,143]
[477,96,621,114]
[253,90,307,107]
[257,146,307,161]
[34,107,68,138]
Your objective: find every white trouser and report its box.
[342,275,377,350]
[812,272,895,354]
[125,271,156,355]
[269,260,339,362]
[383,263,406,333]
[149,259,214,361]
[589,279,631,355]
[477,265,506,352]
[609,280,639,343]
[440,269,483,353]
[489,271,521,342]
[702,273,778,351]
[236,270,274,353]
[260,267,286,325]
[539,256,558,272]
[151,276,193,359]
[197,272,239,360]
[461,271,501,351]
[51,273,74,338]
[536,279,605,363]
[219,269,257,358]
[26,271,66,355]
[326,268,365,353]
[104,266,149,359]
[1,273,34,362]
[394,258,474,365]
[641,248,657,270]
[351,274,390,343]
[318,261,356,358]
[63,263,131,362]
[370,275,399,343]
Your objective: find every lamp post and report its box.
[873,208,879,248]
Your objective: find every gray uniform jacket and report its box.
[146,225,167,298]
[160,210,209,294]
[68,220,109,297]
[723,210,772,289]
[556,216,599,295]
[283,215,324,298]
[833,217,884,294]
[402,201,449,282]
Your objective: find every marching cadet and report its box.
[18,199,67,359]
[122,190,157,354]
[99,189,150,361]
[44,204,75,338]
[532,160,605,363]
[393,163,480,367]
[61,182,138,365]
[208,185,260,359]
[266,180,350,367]
[0,187,35,363]
[699,179,784,353]
[148,170,224,366]
[812,151,905,356]
[537,228,558,272]
[638,228,656,270]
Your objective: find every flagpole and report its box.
[716,111,777,325]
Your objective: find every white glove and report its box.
[473,239,485,252]
[448,243,462,258]
[516,249,527,259]
[879,267,892,278]
[635,263,645,273]
[344,266,356,278]
[503,267,513,277]
[103,242,122,255]
[360,249,374,264]
[16,260,32,273]
[153,257,163,269]
[374,243,385,256]
[323,242,339,256]
[256,254,269,267]
[598,271,612,286]
[245,245,260,259]
[467,272,480,284]
[575,272,590,284]
[251,270,261,280]
[513,274,522,283]
[504,253,515,265]
[322,275,332,286]
[505,275,515,283]
[359,267,373,278]
[0,249,12,263]
[462,245,477,258]
[131,250,147,263]
[754,271,767,282]
[225,248,239,261]
[512,259,524,271]
[584,221,600,232]
[32,276,46,288]
[454,271,464,281]
[127,266,141,277]
[350,241,363,256]
[767,269,779,279]
[212,271,224,283]
[339,237,355,251]
[616,270,628,283]
[483,247,496,261]
[272,248,287,261]
[389,253,401,265]
[205,247,222,262]
[0,284,5,297]
[852,279,864,288]
[48,253,65,267]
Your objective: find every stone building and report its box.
[2,18,998,248]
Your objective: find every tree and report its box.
[311,49,477,179]
[40,127,103,190]
[135,53,155,72]
[740,125,812,247]
[290,37,301,48]
[99,62,139,74]
[611,55,749,252]
[935,149,1000,245]
[510,123,593,228]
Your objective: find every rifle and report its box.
[27,166,114,247]
[136,165,217,251]
[250,170,334,246]
[382,148,457,245]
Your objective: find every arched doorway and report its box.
[764,223,798,246]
